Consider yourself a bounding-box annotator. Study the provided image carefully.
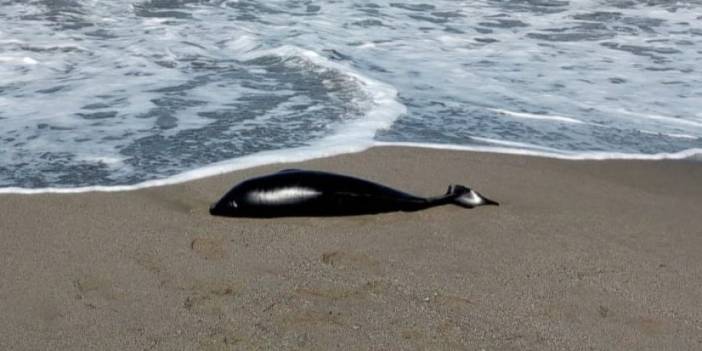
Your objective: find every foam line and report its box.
[469,136,564,152]
[639,130,698,140]
[373,141,702,161]
[613,109,702,128]
[3,141,701,195]
[489,108,585,124]
[0,56,39,65]
[0,142,374,194]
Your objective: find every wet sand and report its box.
[1,146,701,350]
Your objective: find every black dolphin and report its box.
[209,169,498,218]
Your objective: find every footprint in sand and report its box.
[183,280,241,316]
[74,274,125,306]
[295,280,387,301]
[191,237,225,260]
[320,250,381,274]
[197,328,245,351]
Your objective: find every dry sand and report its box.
[1,146,701,350]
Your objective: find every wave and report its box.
[0,44,405,194]
[3,0,702,194]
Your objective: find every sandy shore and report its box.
[1,146,701,350]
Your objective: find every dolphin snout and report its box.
[209,203,221,216]
[483,197,499,206]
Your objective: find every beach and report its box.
[1,146,701,350]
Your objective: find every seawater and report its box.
[1,0,701,191]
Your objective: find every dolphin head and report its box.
[209,198,239,217]
[209,186,244,217]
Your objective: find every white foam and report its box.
[26,43,88,51]
[0,56,38,65]
[75,155,126,166]
[3,0,702,194]
[141,17,171,26]
[0,142,374,194]
[665,133,698,140]
[489,108,585,124]
[470,136,564,152]
[232,44,406,139]
[373,141,702,161]
[613,109,702,128]
[0,39,25,44]
[4,140,700,195]
[639,130,698,140]
[0,44,405,194]
[225,34,260,55]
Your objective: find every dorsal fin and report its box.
[277,168,302,173]
[450,184,470,196]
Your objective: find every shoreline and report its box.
[1,146,701,350]
[2,142,702,195]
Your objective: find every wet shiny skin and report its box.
[209,170,498,218]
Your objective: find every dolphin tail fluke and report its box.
[450,184,499,208]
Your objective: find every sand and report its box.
[1,146,701,350]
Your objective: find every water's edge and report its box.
[2,142,700,195]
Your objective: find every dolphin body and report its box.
[209,169,498,218]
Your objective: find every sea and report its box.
[1,0,701,192]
